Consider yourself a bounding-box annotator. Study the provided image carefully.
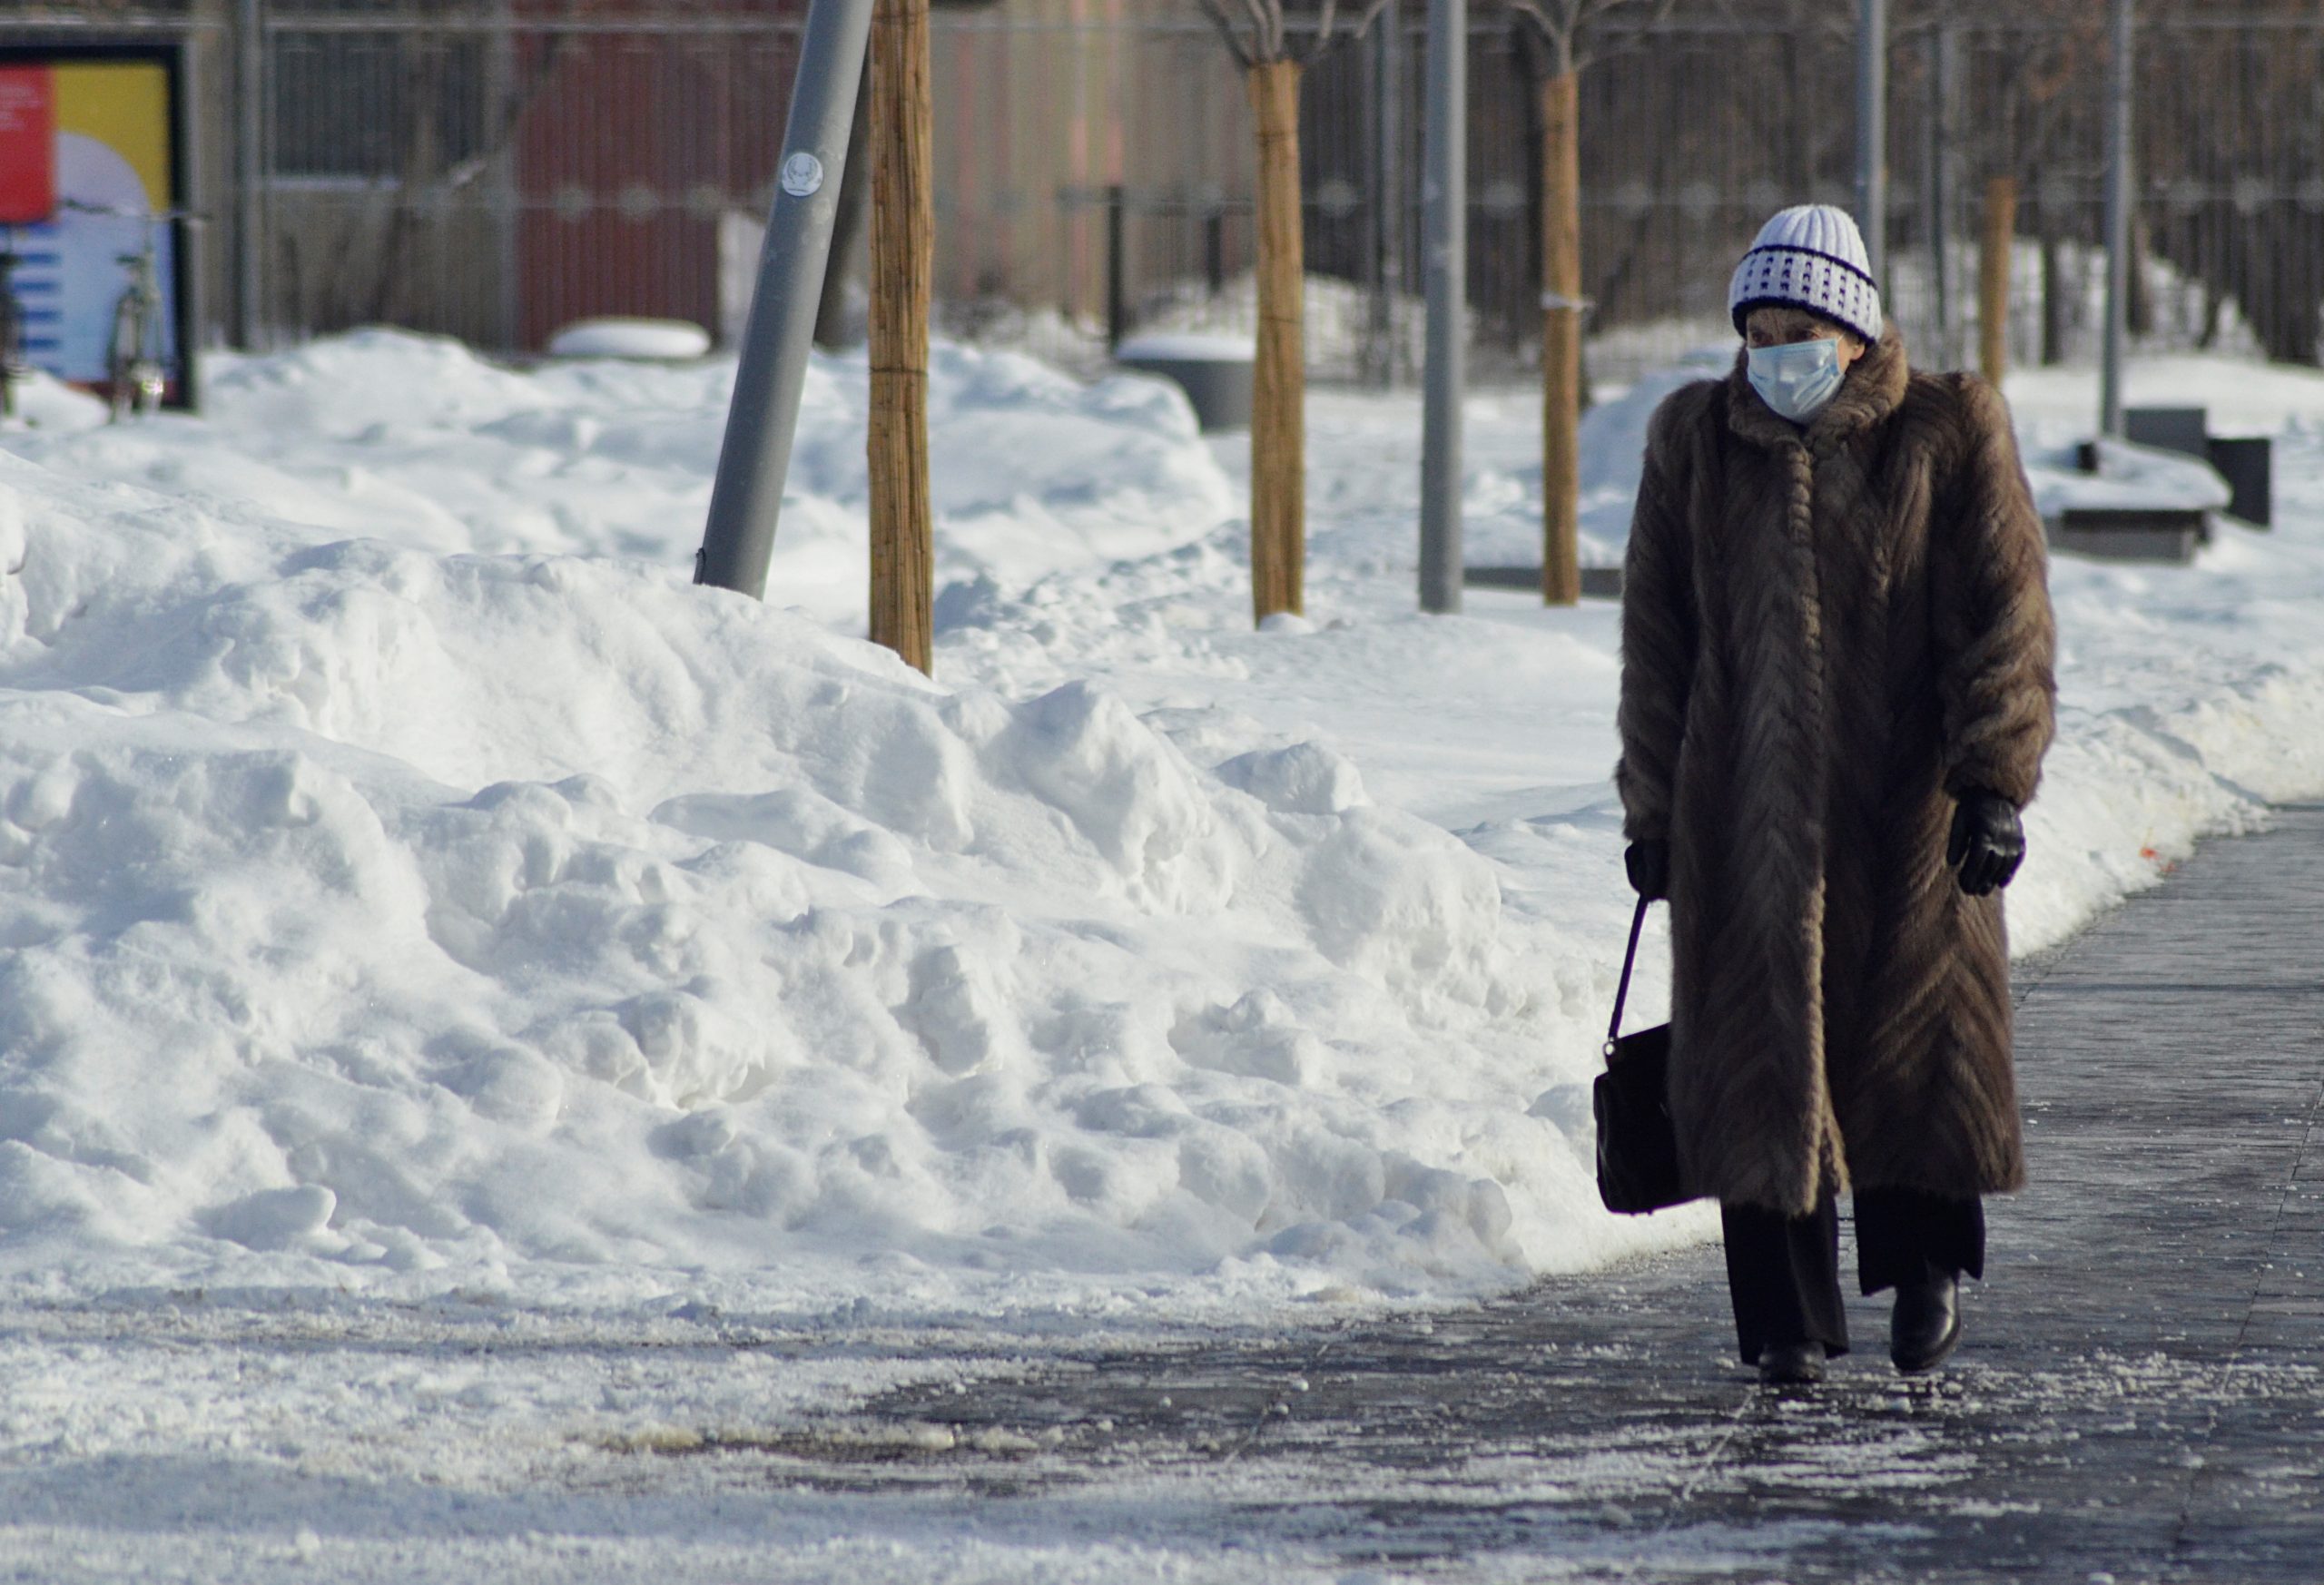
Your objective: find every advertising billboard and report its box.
[0,46,191,406]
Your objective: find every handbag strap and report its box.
[1606,894,1652,1057]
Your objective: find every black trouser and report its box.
[1720,1187,1985,1363]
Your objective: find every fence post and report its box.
[1979,175,2016,387]
[2100,0,2133,438]
[1419,0,1464,616]
[1105,182,1127,352]
[695,0,874,602]
[234,0,266,349]
[869,0,935,673]
[1371,7,1406,390]
[487,0,521,353]
[1359,20,1382,387]
[1855,0,1887,282]
[1925,21,1958,369]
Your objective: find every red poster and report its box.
[0,66,56,225]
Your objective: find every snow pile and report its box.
[546,317,714,360]
[0,422,1597,1311]
[2,329,1234,624]
[2024,437,2232,519]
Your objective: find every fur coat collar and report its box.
[1723,321,1914,458]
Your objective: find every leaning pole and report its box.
[1418,0,1465,615]
[696,0,875,600]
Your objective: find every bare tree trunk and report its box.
[2038,209,2065,367]
[2238,209,2322,366]
[2127,207,2154,339]
[871,0,934,673]
[1783,19,1817,195]
[1582,122,1679,328]
[1540,68,1581,607]
[1248,59,1305,624]
[1978,175,2015,386]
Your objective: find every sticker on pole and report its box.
[780,153,825,199]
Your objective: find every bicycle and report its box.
[60,201,197,421]
[106,234,168,421]
[0,230,28,422]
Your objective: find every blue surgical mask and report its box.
[1747,337,1847,423]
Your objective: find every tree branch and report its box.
[1504,0,1557,40]
[1569,0,1675,76]
[1506,0,1679,80]
[1351,0,1399,40]
[1303,0,1342,64]
[1239,0,1277,63]
[1195,0,1256,67]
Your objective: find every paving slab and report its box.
[767,808,2324,1581]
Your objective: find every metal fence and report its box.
[9,1,2324,386]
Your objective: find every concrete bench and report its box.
[2122,406,2272,527]
[2045,408,2248,566]
[2050,506,2207,564]
[1462,566,1625,598]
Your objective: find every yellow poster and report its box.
[54,61,173,213]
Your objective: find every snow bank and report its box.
[0,434,1582,1311]
[0,329,1235,624]
[5,330,2324,1322]
[2024,437,2232,519]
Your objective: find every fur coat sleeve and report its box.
[1932,377,2056,808]
[1615,385,1712,846]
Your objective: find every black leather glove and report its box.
[1946,792,2025,897]
[1624,840,1669,901]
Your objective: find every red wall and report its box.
[511,2,803,349]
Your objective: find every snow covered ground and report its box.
[5,334,2324,1324]
[3,329,2324,1574]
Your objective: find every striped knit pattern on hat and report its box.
[1728,203,1883,344]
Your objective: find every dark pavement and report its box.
[775,809,2324,1581]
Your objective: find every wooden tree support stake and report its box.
[1248,58,1305,625]
[1979,175,2017,389]
[1540,68,1582,608]
[870,0,934,674]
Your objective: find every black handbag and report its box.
[1593,895,1689,1214]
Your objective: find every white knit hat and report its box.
[1728,204,1883,344]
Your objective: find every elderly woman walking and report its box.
[1616,205,2057,1384]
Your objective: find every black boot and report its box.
[1890,1273,1962,1373]
[1757,1341,1826,1385]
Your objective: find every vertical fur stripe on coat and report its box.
[1616,323,2058,1216]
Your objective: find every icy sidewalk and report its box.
[3,811,2318,1581]
[772,808,2324,1581]
[812,802,2317,1575]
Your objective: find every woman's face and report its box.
[1744,306,1866,372]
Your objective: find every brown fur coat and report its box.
[1616,324,2057,1216]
